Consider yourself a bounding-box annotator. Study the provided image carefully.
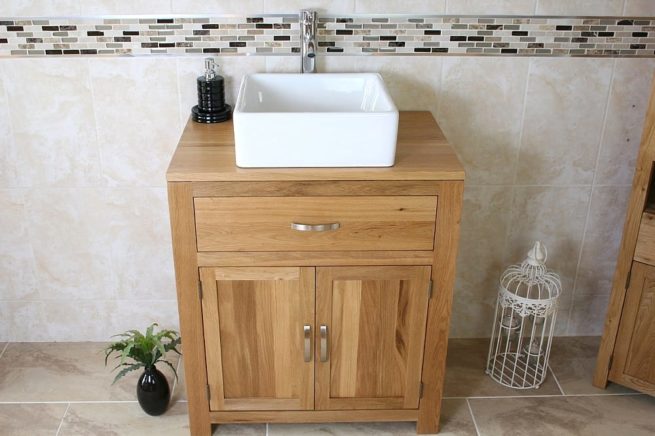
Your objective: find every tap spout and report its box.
[301,9,317,73]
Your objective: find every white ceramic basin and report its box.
[233,73,399,168]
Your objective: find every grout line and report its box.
[0,343,9,360]
[466,399,482,436]
[500,57,533,267]
[443,392,644,400]
[566,57,617,334]
[0,400,190,404]
[54,403,70,436]
[266,422,269,436]
[549,366,566,396]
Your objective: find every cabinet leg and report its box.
[416,412,440,434]
[189,419,212,436]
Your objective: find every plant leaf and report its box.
[112,363,143,384]
[159,359,179,381]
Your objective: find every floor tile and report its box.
[0,403,68,436]
[0,342,7,358]
[469,395,655,436]
[0,342,180,401]
[548,336,636,395]
[59,401,189,436]
[444,338,561,397]
[268,399,476,435]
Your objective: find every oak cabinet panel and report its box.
[194,196,437,252]
[609,261,655,391]
[316,266,432,410]
[200,267,315,411]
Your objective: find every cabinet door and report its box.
[200,267,315,411]
[315,266,431,410]
[609,261,655,394]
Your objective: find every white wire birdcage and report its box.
[485,241,562,389]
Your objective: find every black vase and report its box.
[137,366,170,416]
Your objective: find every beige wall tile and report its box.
[80,0,171,14]
[624,0,655,15]
[3,59,103,187]
[265,0,355,13]
[0,190,37,300]
[567,291,610,335]
[438,57,529,185]
[596,59,655,186]
[176,56,265,127]
[321,56,442,113]
[0,62,24,188]
[40,300,118,341]
[517,58,613,185]
[0,301,44,341]
[89,58,180,187]
[107,188,176,300]
[0,404,68,436]
[0,0,80,16]
[266,56,300,73]
[110,299,180,337]
[505,186,592,334]
[451,186,513,338]
[355,0,446,13]
[536,0,624,15]
[27,188,116,301]
[446,0,537,14]
[575,186,630,297]
[172,0,264,14]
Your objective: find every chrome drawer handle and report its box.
[291,222,340,232]
[304,325,312,362]
[320,325,328,362]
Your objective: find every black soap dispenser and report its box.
[191,58,232,124]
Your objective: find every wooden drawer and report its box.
[194,196,437,252]
[635,212,655,266]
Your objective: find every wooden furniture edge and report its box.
[593,74,655,388]
[197,251,435,267]
[418,180,464,434]
[168,182,212,435]
[209,409,419,424]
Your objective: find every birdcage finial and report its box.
[526,240,547,266]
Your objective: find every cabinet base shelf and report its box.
[209,409,418,424]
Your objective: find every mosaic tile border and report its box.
[1,14,654,58]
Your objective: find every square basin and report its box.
[233,73,399,168]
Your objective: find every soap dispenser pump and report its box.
[191,58,232,123]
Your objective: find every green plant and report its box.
[104,323,181,384]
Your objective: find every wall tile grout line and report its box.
[466,398,482,436]
[54,402,70,436]
[548,365,566,396]
[500,57,533,270]
[566,57,617,334]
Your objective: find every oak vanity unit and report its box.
[167,111,465,435]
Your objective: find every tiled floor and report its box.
[0,337,653,435]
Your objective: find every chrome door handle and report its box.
[320,325,328,362]
[304,325,311,362]
[291,222,340,232]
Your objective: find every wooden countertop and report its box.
[166,111,465,182]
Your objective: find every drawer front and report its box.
[194,196,437,252]
[635,212,655,266]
